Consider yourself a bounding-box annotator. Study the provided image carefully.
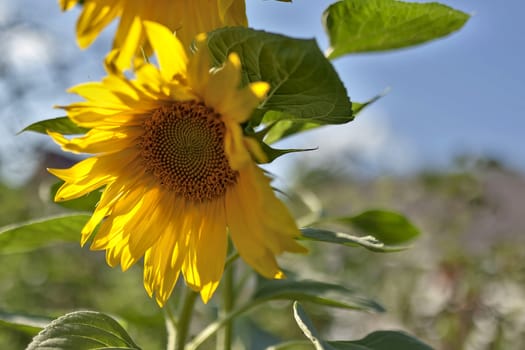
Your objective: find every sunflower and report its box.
[48,22,307,306]
[59,0,247,69]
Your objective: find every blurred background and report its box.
[1,0,524,349]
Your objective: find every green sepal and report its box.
[27,311,141,350]
[352,89,389,116]
[324,0,470,59]
[247,123,316,162]
[20,117,88,135]
[260,142,316,163]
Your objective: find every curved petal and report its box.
[223,121,251,170]
[181,200,228,303]
[226,164,306,278]
[203,53,242,111]
[143,21,188,81]
[76,0,121,48]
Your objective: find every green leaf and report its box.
[206,27,353,128]
[50,181,101,212]
[300,227,408,252]
[324,0,470,58]
[0,312,51,336]
[260,141,316,163]
[0,214,89,254]
[336,210,420,245]
[327,331,434,350]
[21,117,89,135]
[254,279,384,312]
[293,304,434,350]
[263,119,321,144]
[263,91,384,144]
[352,89,389,116]
[293,302,335,350]
[27,311,141,350]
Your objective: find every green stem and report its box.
[266,340,312,350]
[224,252,239,269]
[175,288,199,350]
[165,306,178,350]
[186,299,268,350]
[217,263,234,350]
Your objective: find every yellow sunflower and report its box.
[48,22,306,306]
[59,0,247,69]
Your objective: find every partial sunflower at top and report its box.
[59,0,247,69]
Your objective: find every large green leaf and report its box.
[27,311,141,350]
[334,210,420,245]
[293,302,336,350]
[0,214,89,254]
[327,331,434,349]
[292,303,433,350]
[206,27,353,129]
[254,279,384,312]
[324,0,470,59]
[0,312,51,336]
[21,117,88,135]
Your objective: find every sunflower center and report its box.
[140,101,238,203]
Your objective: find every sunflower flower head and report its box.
[59,0,247,69]
[48,22,307,306]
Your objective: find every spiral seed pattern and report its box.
[140,101,238,203]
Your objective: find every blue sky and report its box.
[1,0,523,184]
[249,0,525,174]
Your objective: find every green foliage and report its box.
[0,312,50,336]
[3,0,476,348]
[324,0,470,59]
[301,210,419,252]
[254,279,384,312]
[301,228,407,252]
[293,302,330,350]
[328,331,434,350]
[206,27,353,145]
[0,215,89,254]
[27,311,141,350]
[21,117,88,135]
[334,210,420,245]
[293,302,433,350]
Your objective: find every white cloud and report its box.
[265,107,418,179]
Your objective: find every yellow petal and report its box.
[219,0,248,25]
[49,150,135,201]
[187,34,210,95]
[220,81,269,124]
[224,122,251,170]
[112,4,144,71]
[226,164,306,278]
[76,0,121,48]
[143,21,188,81]
[59,0,78,11]
[181,200,227,303]
[204,53,241,112]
